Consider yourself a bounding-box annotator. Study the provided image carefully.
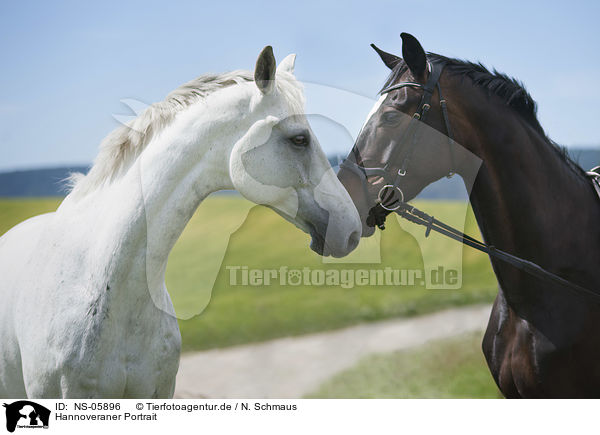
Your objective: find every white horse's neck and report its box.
[62,85,257,316]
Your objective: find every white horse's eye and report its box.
[290,135,309,147]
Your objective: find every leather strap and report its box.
[397,202,600,304]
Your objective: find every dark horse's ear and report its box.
[370,43,401,70]
[255,46,276,94]
[401,33,427,81]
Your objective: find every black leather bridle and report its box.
[340,59,455,214]
[339,58,600,303]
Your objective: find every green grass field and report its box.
[0,196,497,352]
[306,331,500,398]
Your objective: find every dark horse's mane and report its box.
[381,53,586,177]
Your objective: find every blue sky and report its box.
[1,0,599,171]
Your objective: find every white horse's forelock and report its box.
[67,69,304,199]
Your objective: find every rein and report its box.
[341,58,600,303]
[396,201,600,303]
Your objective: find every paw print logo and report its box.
[287,269,302,286]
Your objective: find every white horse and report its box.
[0,46,361,398]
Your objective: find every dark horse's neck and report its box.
[458,94,600,316]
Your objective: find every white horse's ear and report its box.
[255,45,276,94]
[278,54,296,74]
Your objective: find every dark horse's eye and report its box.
[290,135,309,146]
[382,111,402,125]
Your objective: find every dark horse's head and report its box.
[338,33,476,237]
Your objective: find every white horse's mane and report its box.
[68,69,303,198]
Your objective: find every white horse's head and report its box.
[229,47,361,257]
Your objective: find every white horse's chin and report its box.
[362,223,376,238]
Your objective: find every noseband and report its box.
[340,59,455,212]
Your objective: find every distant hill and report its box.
[1,148,598,198]
[568,148,600,172]
[0,166,89,197]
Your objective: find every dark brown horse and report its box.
[338,33,600,398]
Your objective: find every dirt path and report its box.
[174,304,492,398]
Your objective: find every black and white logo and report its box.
[2,401,50,432]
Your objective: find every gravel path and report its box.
[174,304,492,398]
